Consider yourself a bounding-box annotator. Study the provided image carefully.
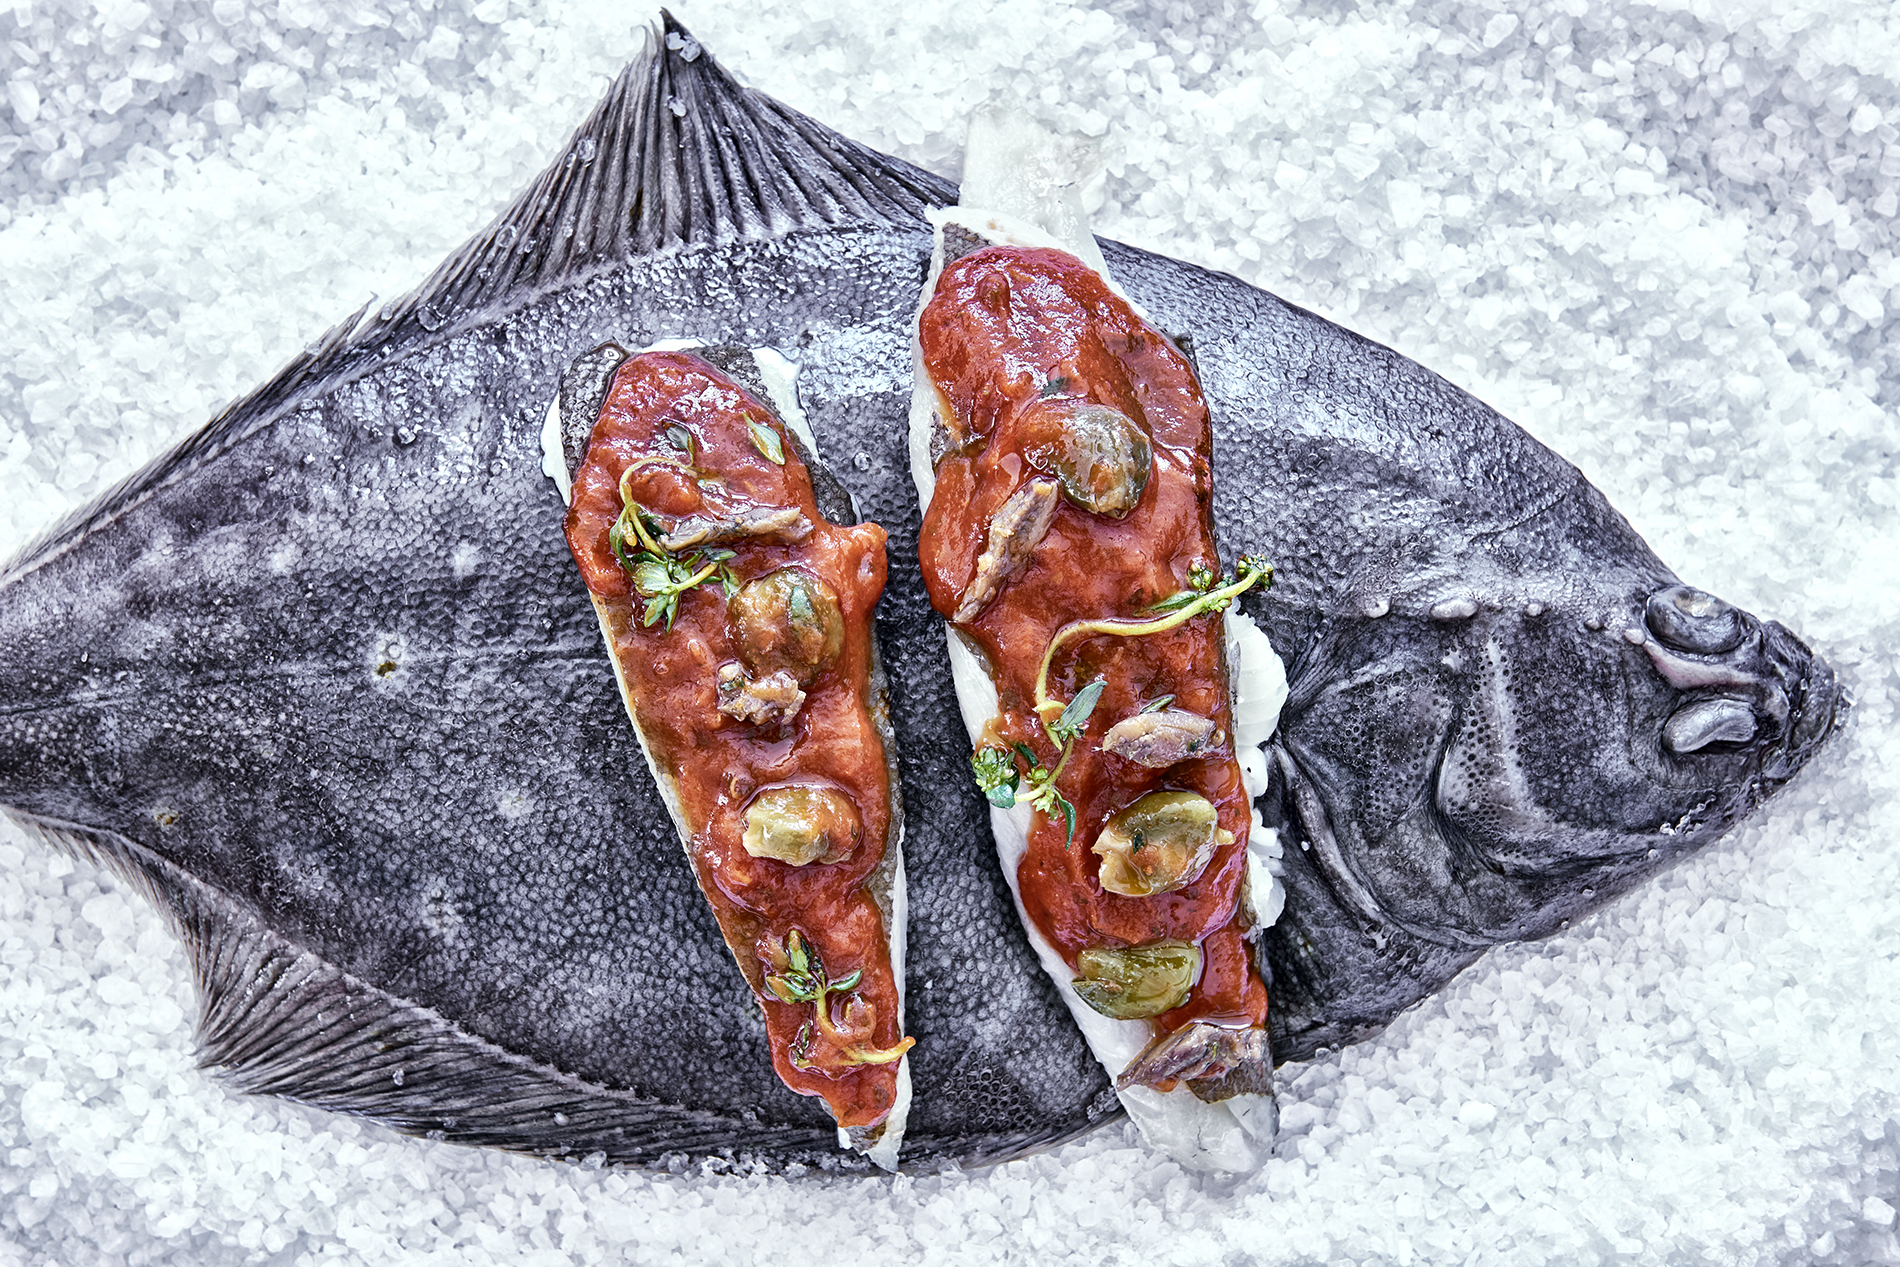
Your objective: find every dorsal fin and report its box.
[1,13,955,583]
[389,11,955,328]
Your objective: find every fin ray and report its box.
[0,13,954,586]
[4,813,857,1166]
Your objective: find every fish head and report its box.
[1275,569,1848,950]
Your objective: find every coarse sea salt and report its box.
[2,0,1899,1264]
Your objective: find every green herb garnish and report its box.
[762,929,913,1070]
[1148,559,1223,613]
[610,455,741,628]
[765,928,862,1004]
[971,746,1021,809]
[1031,555,1272,727]
[969,677,1104,849]
[1048,678,1106,746]
[628,546,737,629]
[748,419,785,465]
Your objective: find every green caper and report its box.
[1018,399,1152,518]
[728,568,843,685]
[740,784,861,866]
[1091,790,1226,897]
[1072,941,1201,1019]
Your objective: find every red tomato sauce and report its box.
[564,350,905,1130]
[918,247,1269,1037]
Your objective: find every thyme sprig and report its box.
[969,678,1106,849]
[609,453,740,629]
[970,556,1270,847]
[762,929,914,1070]
[1030,554,1272,727]
[626,546,738,629]
[747,418,785,465]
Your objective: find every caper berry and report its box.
[1018,399,1152,518]
[729,568,843,685]
[1072,940,1201,1019]
[1092,790,1225,897]
[740,784,861,866]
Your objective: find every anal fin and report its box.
[9,814,861,1170]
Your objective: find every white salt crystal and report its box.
[7,80,40,125]
[1807,186,1844,226]
[98,79,134,116]
[1386,177,1425,228]
[2,0,1898,1261]
[423,27,463,62]
[1482,14,1519,49]
[1840,274,1885,322]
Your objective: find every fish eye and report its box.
[1645,585,1746,655]
[1663,697,1758,755]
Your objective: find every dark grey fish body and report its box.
[1138,264,1844,1061]
[0,20,1842,1171]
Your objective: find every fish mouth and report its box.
[1756,621,1849,785]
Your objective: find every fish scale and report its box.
[0,16,1842,1171]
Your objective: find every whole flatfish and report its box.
[0,17,1844,1172]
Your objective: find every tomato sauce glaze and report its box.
[565,351,903,1130]
[917,248,1269,1040]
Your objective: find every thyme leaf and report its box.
[1146,588,1206,614]
[1140,694,1176,714]
[628,547,739,629]
[971,746,1021,808]
[1034,555,1273,726]
[607,509,638,573]
[630,558,674,596]
[760,929,912,1071]
[748,419,785,465]
[971,734,1083,849]
[665,425,696,462]
[1048,677,1106,746]
[1030,785,1077,849]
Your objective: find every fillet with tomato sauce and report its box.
[559,343,912,1166]
[909,209,1286,1172]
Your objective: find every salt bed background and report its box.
[1,0,1898,1261]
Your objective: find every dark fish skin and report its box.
[1165,283,1848,1062]
[0,18,1843,1171]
